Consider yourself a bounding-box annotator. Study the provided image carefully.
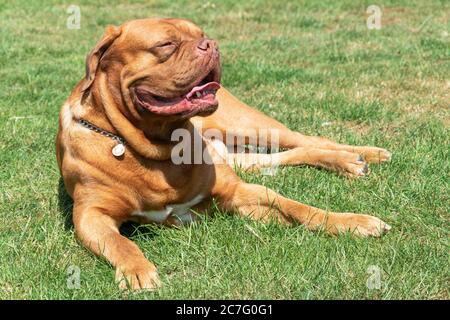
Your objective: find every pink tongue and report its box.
[186,82,221,99]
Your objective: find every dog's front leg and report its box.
[73,199,161,290]
[198,87,392,164]
[207,139,368,178]
[227,147,370,178]
[212,170,391,236]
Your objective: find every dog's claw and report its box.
[362,163,369,174]
[115,262,161,291]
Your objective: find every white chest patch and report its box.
[132,194,204,225]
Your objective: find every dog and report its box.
[56,18,392,290]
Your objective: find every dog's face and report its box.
[83,18,221,120]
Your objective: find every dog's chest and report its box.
[132,194,204,225]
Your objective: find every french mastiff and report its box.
[56,18,392,290]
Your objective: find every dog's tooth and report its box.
[195,92,202,98]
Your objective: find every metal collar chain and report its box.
[77,119,126,157]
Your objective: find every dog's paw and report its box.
[115,261,161,291]
[342,154,370,178]
[354,147,392,164]
[326,151,369,178]
[327,213,391,237]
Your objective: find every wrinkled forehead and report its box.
[121,18,204,44]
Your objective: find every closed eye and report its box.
[149,41,178,61]
[155,41,175,48]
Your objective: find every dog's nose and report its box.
[197,38,217,52]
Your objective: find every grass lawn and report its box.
[0,0,448,299]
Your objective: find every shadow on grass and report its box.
[57,177,158,239]
[58,177,74,231]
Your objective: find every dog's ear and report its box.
[81,25,122,93]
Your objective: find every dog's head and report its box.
[82,18,221,120]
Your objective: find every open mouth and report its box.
[133,68,221,117]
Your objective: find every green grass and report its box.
[0,0,449,299]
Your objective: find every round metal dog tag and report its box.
[112,143,125,157]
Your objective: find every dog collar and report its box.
[78,119,126,157]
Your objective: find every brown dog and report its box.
[56,18,392,290]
